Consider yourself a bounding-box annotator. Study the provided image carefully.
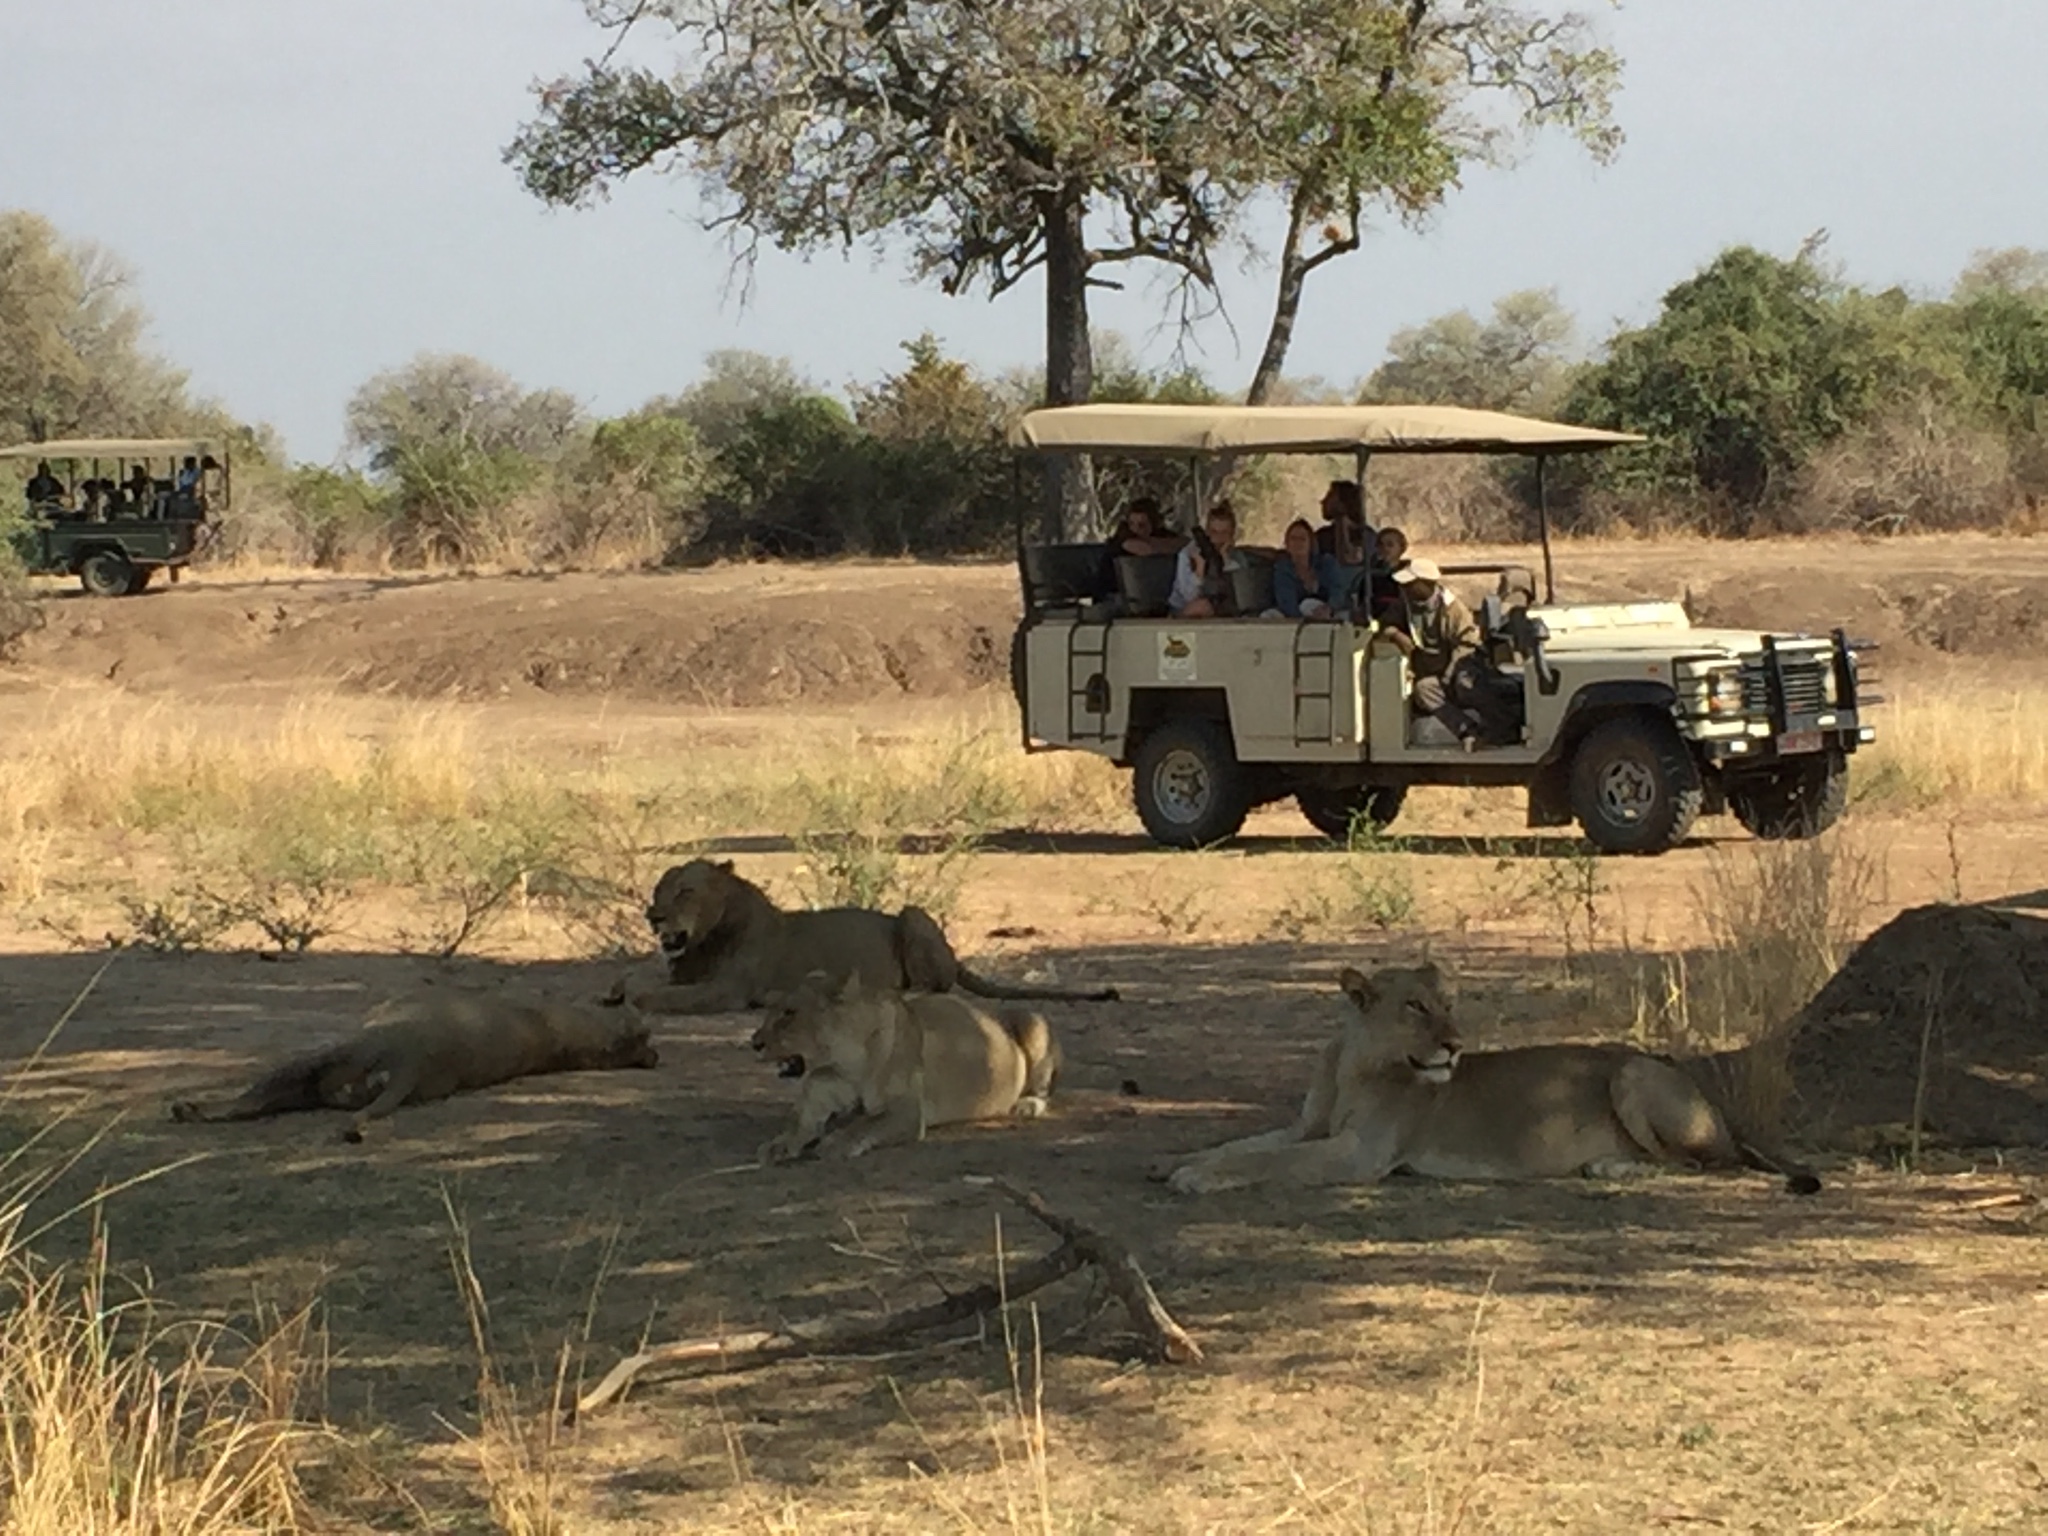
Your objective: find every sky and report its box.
[4,0,2046,464]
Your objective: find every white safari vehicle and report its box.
[1007,403,1877,854]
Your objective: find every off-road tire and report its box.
[1296,784,1407,842]
[1132,717,1250,849]
[1568,715,1703,855]
[79,551,135,598]
[123,564,157,595]
[1728,748,1848,840]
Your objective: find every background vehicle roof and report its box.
[1005,403,1643,456]
[0,437,227,461]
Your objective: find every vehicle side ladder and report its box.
[1067,620,1112,741]
[1292,623,1338,743]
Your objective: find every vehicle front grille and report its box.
[1742,652,1830,718]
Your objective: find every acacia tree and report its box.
[511,0,1276,535]
[1229,0,1619,404]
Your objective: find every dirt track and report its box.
[10,533,2048,707]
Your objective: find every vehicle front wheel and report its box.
[79,551,135,598]
[1296,784,1407,842]
[1568,715,1704,855]
[1728,748,1848,840]
[1132,718,1250,849]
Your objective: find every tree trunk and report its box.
[1040,184,1097,542]
[1246,189,1315,409]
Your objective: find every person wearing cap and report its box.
[1386,556,1487,745]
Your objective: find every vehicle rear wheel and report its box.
[124,564,157,595]
[79,551,135,598]
[1296,784,1407,842]
[1728,748,1848,840]
[1568,715,1703,855]
[1132,718,1250,849]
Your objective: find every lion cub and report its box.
[1159,964,1818,1196]
[750,973,1062,1163]
[169,989,659,1142]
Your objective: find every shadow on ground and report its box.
[0,938,2035,1485]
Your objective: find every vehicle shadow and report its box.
[692,827,1744,859]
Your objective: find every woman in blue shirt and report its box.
[1270,518,1347,619]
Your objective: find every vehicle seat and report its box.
[1115,553,1179,618]
[1024,542,1119,608]
[1230,553,1276,617]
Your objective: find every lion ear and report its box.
[717,859,736,874]
[1338,967,1375,1009]
[835,972,862,1002]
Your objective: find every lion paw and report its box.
[1166,1164,1234,1196]
[1012,1095,1050,1120]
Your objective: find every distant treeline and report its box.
[6,207,2046,578]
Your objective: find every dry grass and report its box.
[1854,680,2048,807]
[0,983,329,1535]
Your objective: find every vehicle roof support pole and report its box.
[1355,447,1373,625]
[1012,456,1030,610]
[1189,456,1206,532]
[1536,454,1555,604]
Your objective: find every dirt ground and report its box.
[4,541,2048,1532]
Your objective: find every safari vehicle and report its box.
[2,437,227,595]
[1007,404,1877,855]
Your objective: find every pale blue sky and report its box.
[4,0,2044,462]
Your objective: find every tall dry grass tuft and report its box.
[1628,831,1875,1135]
[1854,684,2048,808]
[0,978,330,1534]
[443,1194,567,1536]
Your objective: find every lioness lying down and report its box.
[750,973,1061,1163]
[1158,965,1820,1196]
[629,859,1117,1015]
[169,990,658,1141]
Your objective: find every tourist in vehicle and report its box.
[1106,497,1181,558]
[1169,501,1245,618]
[176,456,203,493]
[124,464,156,511]
[78,478,107,519]
[1314,480,1370,567]
[1387,557,1486,745]
[1268,518,1345,619]
[1363,525,1410,623]
[24,460,64,508]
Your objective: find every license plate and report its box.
[1778,729,1823,755]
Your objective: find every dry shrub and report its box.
[1795,398,2018,534]
[1,556,43,659]
[1629,832,1874,1134]
[1370,455,1524,542]
[1853,683,2048,808]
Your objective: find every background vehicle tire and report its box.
[1728,748,1848,840]
[1132,718,1250,849]
[79,551,134,598]
[124,564,158,595]
[1296,784,1407,842]
[1568,715,1703,855]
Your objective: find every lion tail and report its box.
[956,967,1119,1004]
[1736,1138,1822,1197]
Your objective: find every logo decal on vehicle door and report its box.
[1158,632,1197,682]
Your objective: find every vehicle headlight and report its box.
[1706,670,1745,715]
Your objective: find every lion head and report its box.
[646,859,749,961]
[603,1019,661,1071]
[751,971,867,1079]
[1337,964,1460,1083]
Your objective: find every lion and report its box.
[168,989,659,1142]
[750,972,1062,1163]
[1156,964,1820,1196]
[627,858,1117,1015]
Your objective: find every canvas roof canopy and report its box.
[1005,403,1642,456]
[0,437,226,462]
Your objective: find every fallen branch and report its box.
[571,1177,1200,1418]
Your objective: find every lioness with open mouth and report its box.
[751,972,1062,1163]
[1157,964,1819,1196]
